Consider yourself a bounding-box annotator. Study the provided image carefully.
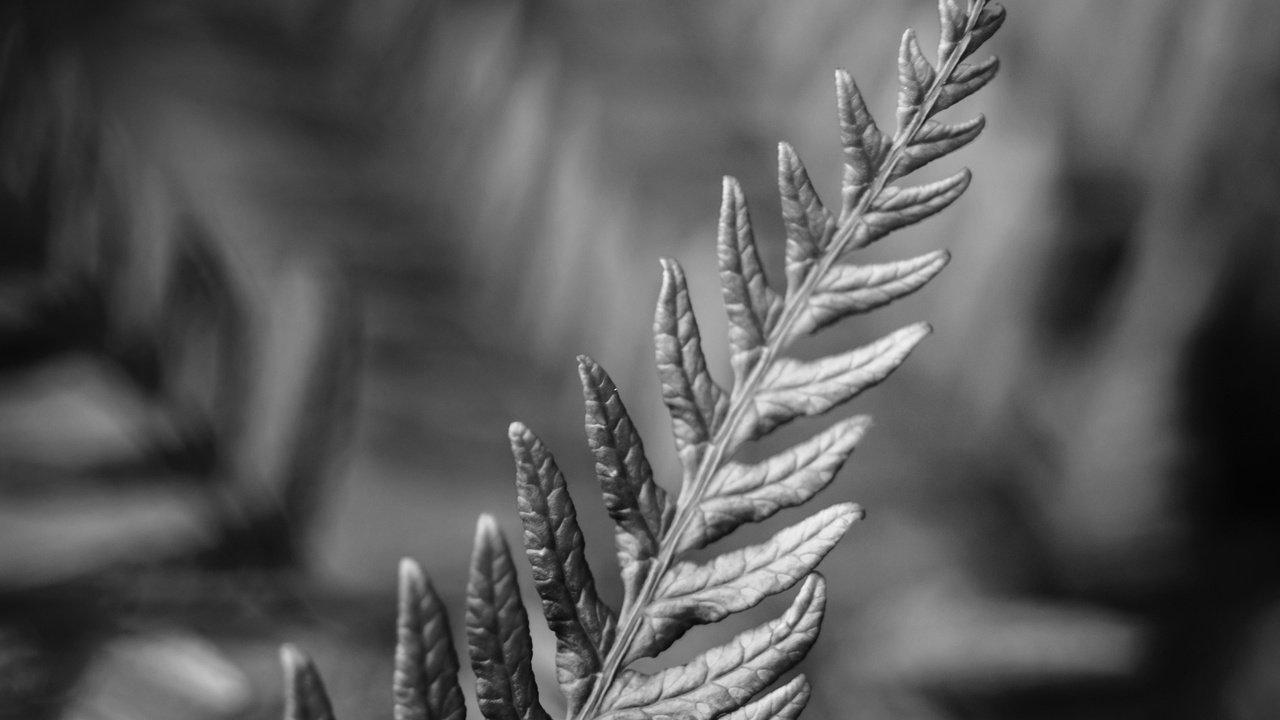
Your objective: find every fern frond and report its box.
[556,4,1003,718]
[278,3,1005,719]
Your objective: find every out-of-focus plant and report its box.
[278,2,1005,719]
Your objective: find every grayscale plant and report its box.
[280,1,1005,718]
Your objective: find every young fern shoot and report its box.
[279,1,1005,718]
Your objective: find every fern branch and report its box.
[275,4,1005,720]
[573,3,1003,718]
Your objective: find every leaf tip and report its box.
[721,174,742,198]
[929,248,953,271]
[577,354,603,389]
[508,420,533,446]
[821,503,866,540]
[279,643,307,674]
[796,572,828,611]
[475,512,502,548]
[399,557,425,596]
[777,141,799,170]
[658,257,688,295]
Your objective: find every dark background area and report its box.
[3,1,1280,719]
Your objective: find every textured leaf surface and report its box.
[281,645,335,720]
[937,0,966,63]
[852,170,971,250]
[466,516,550,720]
[718,176,783,381]
[938,1,1005,63]
[742,323,930,440]
[718,675,811,720]
[655,259,728,484]
[965,3,1006,60]
[891,116,985,182]
[629,505,856,658]
[679,415,871,553]
[936,56,1000,114]
[599,575,827,720]
[791,251,950,339]
[835,70,888,215]
[579,357,672,604]
[896,28,937,132]
[511,423,617,715]
[779,143,834,297]
[395,560,465,720]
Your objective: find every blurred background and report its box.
[3,0,1280,718]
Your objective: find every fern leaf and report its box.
[937,0,966,64]
[935,56,1000,114]
[718,176,783,382]
[627,505,856,659]
[965,2,1006,60]
[741,323,930,441]
[792,250,950,338]
[511,423,617,715]
[655,258,729,484]
[395,559,466,720]
[852,169,971,250]
[779,143,835,296]
[679,415,871,553]
[466,515,550,720]
[835,70,889,216]
[598,575,826,720]
[939,1,1005,64]
[718,675,812,720]
[579,356,673,605]
[280,645,336,720]
[891,116,985,182]
[895,28,937,132]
